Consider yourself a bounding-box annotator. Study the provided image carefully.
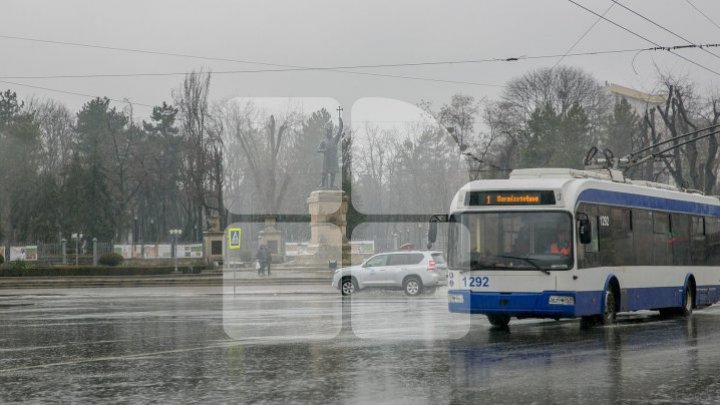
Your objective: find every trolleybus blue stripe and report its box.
[577,189,720,217]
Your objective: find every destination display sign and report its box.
[467,191,556,206]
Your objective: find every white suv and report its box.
[331,251,447,296]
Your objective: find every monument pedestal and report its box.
[203,215,224,265]
[259,217,282,260]
[294,189,348,266]
[203,230,224,265]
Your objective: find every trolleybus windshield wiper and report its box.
[495,254,551,275]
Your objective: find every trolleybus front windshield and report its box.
[449,211,573,271]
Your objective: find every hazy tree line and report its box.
[2,66,719,247]
[419,66,720,194]
[0,71,224,244]
[0,70,336,245]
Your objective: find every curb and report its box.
[0,276,332,289]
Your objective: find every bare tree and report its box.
[28,99,77,180]
[653,77,720,194]
[220,100,302,215]
[421,95,496,180]
[353,123,399,213]
[206,116,226,228]
[174,70,213,239]
[386,122,466,213]
[503,66,609,124]
[485,67,609,170]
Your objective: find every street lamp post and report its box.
[60,238,67,265]
[133,215,138,258]
[169,229,182,273]
[72,233,83,266]
[92,237,98,266]
[418,223,423,249]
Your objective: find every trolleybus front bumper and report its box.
[447,289,603,318]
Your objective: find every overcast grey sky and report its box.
[1,0,719,118]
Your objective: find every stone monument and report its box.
[307,189,347,249]
[289,189,347,266]
[203,214,224,265]
[258,217,282,259]
[317,107,344,189]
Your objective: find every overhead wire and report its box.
[628,123,720,158]
[551,2,615,69]
[2,17,720,106]
[624,128,720,171]
[0,34,500,88]
[610,0,720,60]
[684,0,720,32]
[0,34,504,103]
[0,44,719,81]
[0,48,647,79]
[567,0,720,78]
[0,33,605,73]
[0,79,154,108]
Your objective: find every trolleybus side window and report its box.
[706,217,720,265]
[611,207,634,266]
[670,214,691,265]
[653,212,672,266]
[691,216,706,264]
[632,209,654,266]
[577,205,718,267]
[597,205,615,267]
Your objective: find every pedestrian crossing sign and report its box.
[228,228,242,250]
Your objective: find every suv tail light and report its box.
[427,259,436,271]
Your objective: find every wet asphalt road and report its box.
[2,285,720,404]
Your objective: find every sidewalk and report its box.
[0,267,335,289]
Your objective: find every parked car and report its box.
[331,250,447,296]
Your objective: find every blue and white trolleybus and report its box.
[441,168,720,327]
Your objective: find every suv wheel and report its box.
[340,277,357,296]
[403,277,422,296]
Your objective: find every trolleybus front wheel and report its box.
[680,285,694,316]
[487,314,511,327]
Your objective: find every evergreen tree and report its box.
[606,98,640,158]
[74,98,126,240]
[522,102,590,169]
[523,103,560,168]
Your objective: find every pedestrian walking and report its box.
[256,245,268,276]
[264,248,272,276]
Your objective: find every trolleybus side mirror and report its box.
[428,221,437,245]
[427,215,448,248]
[577,213,592,244]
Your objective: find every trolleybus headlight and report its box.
[448,294,464,304]
[548,295,575,305]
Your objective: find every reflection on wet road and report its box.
[2,286,720,403]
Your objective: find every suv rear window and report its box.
[431,253,446,264]
[388,253,424,266]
